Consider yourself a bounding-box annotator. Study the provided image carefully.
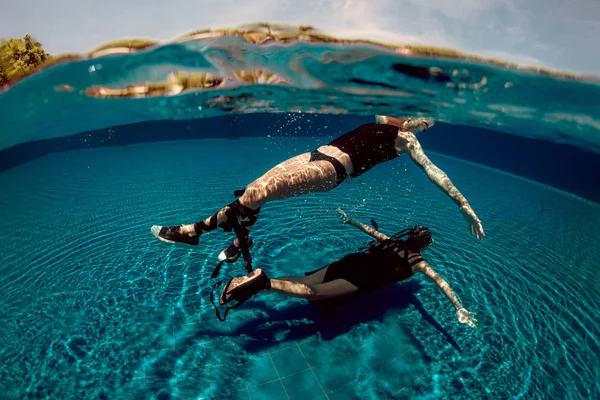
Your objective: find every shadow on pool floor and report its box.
[195,280,461,357]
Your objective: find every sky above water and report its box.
[1,0,599,75]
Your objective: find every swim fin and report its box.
[219,268,271,306]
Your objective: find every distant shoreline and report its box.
[0,23,593,90]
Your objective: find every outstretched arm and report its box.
[375,115,389,124]
[336,208,389,242]
[402,133,484,240]
[415,261,476,328]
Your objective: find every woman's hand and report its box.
[336,208,350,224]
[460,205,485,240]
[456,307,477,328]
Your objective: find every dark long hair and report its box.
[362,226,432,254]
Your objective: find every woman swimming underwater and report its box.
[151,114,485,274]
[216,209,476,328]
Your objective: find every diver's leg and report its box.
[151,205,234,246]
[153,151,340,246]
[269,278,359,301]
[218,207,261,261]
[237,153,339,209]
[214,153,341,256]
[278,265,329,285]
[152,150,342,249]
[220,268,358,305]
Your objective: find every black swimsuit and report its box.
[311,123,400,185]
[309,150,348,186]
[321,245,424,291]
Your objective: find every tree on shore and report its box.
[0,65,7,86]
[0,34,49,85]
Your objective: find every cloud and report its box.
[1,0,598,73]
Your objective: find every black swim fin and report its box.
[210,269,270,322]
[219,268,271,306]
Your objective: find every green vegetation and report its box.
[0,34,49,86]
[0,36,158,88]
[0,66,6,86]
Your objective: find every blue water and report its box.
[1,33,600,399]
[1,137,599,399]
[2,37,600,152]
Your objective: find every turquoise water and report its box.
[1,35,600,399]
[2,38,600,152]
[1,137,599,399]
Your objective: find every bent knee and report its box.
[239,186,267,209]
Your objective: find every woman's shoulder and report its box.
[406,251,427,268]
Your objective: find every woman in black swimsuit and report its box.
[218,208,477,328]
[151,115,485,271]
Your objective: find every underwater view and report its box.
[1,9,600,400]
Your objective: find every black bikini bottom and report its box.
[309,150,347,186]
